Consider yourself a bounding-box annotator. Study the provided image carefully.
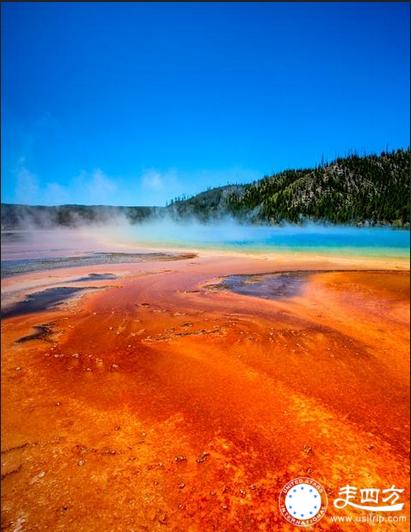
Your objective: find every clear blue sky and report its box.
[1,2,409,206]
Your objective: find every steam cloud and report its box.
[2,206,408,263]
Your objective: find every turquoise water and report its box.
[220,226,410,257]
[129,223,410,258]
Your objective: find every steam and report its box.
[1,205,409,262]
[7,158,260,207]
[101,217,410,256]
[13,163,118,206]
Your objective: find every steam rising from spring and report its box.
[2,206,408,261]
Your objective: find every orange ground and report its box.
[1,253,410,531]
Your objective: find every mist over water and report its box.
[2,215,409,261]
[103,218,410,258]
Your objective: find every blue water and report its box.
[220,226,410,257]
[129,222,410,258]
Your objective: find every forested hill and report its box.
[0,204,160,230]
[168,148,410,227]
[2,149,409,229]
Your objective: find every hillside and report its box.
[0,204,160,230]
[170,148,410,227]
[167,185,246,222]
[2,149,409,229]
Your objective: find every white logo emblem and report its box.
[279,477,328,527]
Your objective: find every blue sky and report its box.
[2,2,409,206]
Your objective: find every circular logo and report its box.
[279,477,328,527]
